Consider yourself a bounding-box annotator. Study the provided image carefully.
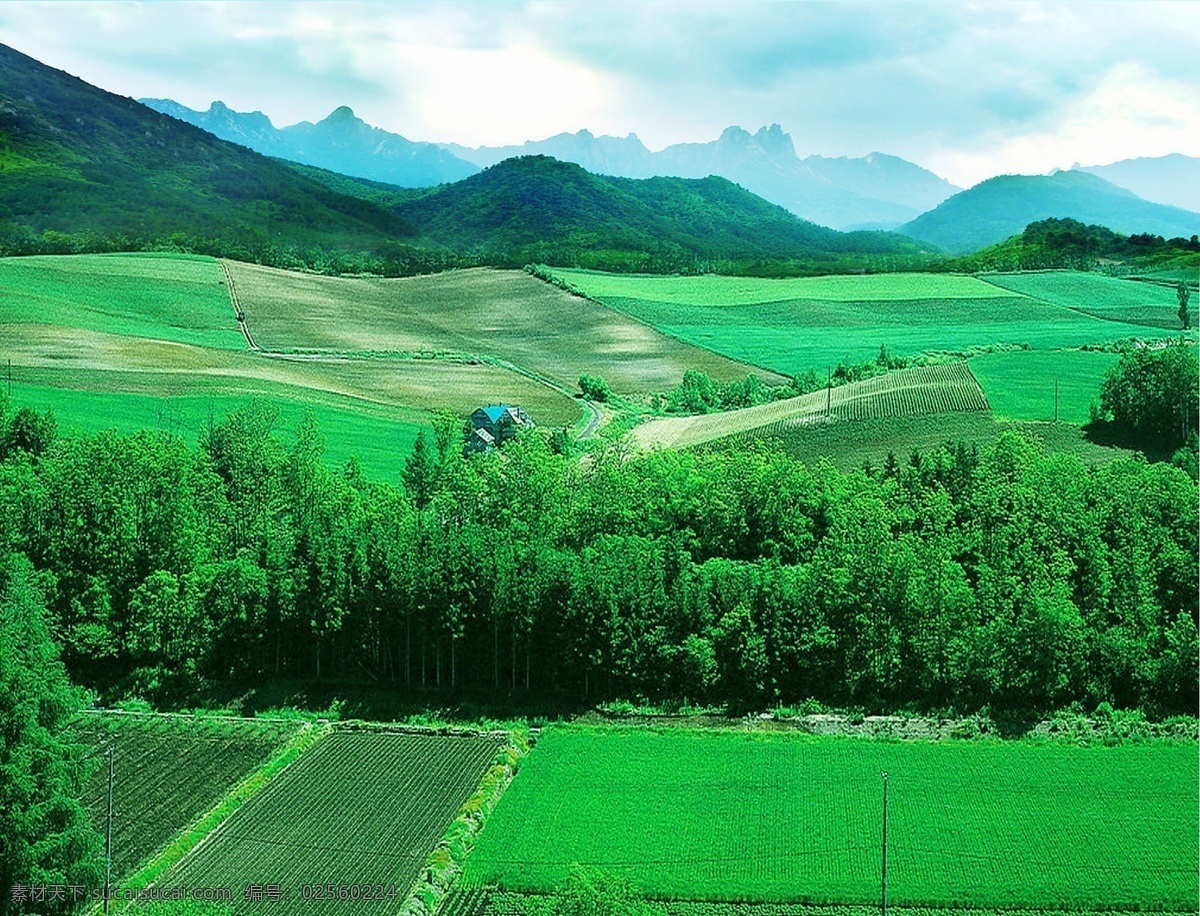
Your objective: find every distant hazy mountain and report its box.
[445,124,960,230]
[141,99,479,188]
[0,44,411,246]
[1074,154,1200,214]
[897,170,1200,255]
[391,154,929,268]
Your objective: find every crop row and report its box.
[165,730,502,914]
[72,714,296,879]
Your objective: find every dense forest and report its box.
[1,377,1195,718]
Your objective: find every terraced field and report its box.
[633,362,987,451]
[460,727,1199,909]
[164,729,502,914]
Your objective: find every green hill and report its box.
[899,171,1200,255]
[955,217,1200,274]
[0,42,413,253]
[389,155,932,272]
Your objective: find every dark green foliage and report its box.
[1098,342,1199,450]
[391,156,932,273]
[1179,281,1192,329]
[954,217,1200,273]
[0,401,56,461]
[0,394,1196,717]
[0,554,104,915]
[555,866,659,916]
[578,375,612,403]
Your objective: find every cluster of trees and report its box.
[954,218,1200,274]
[0,392,1195,717]
[1095,341,1199,467]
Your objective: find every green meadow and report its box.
[10,379,428,481]
[462,727,1199,910]
[0,252,244,350]
[969,349,1120,424]
[983,270,1195,329]
[549,268,1184,378]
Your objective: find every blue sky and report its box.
[1,1,1197,187]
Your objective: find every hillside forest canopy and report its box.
[0,386,1195,719]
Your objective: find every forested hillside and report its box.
[1,396,1194,716]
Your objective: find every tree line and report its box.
[0,392,1195,718]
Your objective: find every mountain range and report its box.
[0,42,925,274]
[141,100,959,230]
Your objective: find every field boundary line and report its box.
[219,258,259,351]
[99,718,331,914]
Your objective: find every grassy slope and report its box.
[549,269,1173,379]
[225,261,782,395]
[462,727,1199,909]
[982,270,1194,329]
[969,349,1120,424]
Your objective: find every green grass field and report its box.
[0,253,244,350]
[72,713,299,880]
[982,271,1196,329]
[632,363,987,451]
[10,379,431,481]
[730,413,1133,470]
[165,729,502,914]
[548,269,1183,378]
[968,349,1120,424]
[461,727,1199,909]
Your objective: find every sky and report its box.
[1,0,1198,188]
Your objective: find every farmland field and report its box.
[0,253,243,350]
[731,412,1133,470]
[71,713,300,880]
[224,261,784,393]
[982,270,1197,329]
[632,362,987,451]
[164,729,502,914]
[460,727,1199,909]
[547,268,1184,377]
[968,349,1120,424]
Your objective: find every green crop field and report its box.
[982,271,1196,329]
[632,362,987,451]
[0,253,598,478]
[547,269,1183,377]
[0,253,244,350]
[461,728,1199,909]
[72,713,300,880]
[968,349,1121,424]
[730,412,1133,470]
[164,729,502,914]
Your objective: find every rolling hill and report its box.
[897,170,1200,255]
[0,42,413,251]
[388,154,932,270]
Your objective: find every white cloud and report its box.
[0,0,1196,180]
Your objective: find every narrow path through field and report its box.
[220,261,259,351]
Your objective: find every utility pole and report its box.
[104,745,114,914]
[826,366,831,416]
[1054,379,1059,423]
[881,771,889,916]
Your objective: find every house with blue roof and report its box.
[465,404,534,453]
